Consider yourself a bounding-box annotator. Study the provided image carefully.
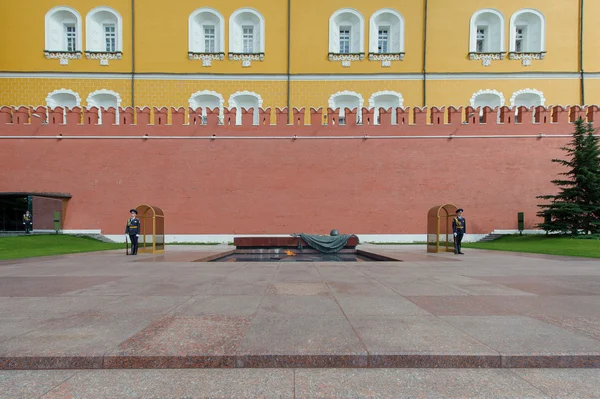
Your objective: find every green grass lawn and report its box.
[0,235,124,260]
[463,235,600,258]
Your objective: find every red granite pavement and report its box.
[0,244,599,370]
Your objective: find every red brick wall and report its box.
[0,105,586,235]
[31,196,62,230]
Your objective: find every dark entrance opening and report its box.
[0,195,29,232]
[0,192,71,233]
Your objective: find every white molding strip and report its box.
[491,229,546,235]
[0,72,586,81]
[62,229,103,234]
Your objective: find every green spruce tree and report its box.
[537,118,600,235]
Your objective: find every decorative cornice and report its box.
[368,53,405,67]
[85,51,123,66]
[0,71,587,81]
[469,52,506,67]
[508,52,546,67]
[188,52,225,67]
[329,53,365,67]
[44,51,82,66]
[228,52,264,67]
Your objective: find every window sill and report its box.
[228,53,265,67]
[328,53,365,67]
[44,50,82,65]
[468,52,506,67]
[508,52,546,66]
[85,51,123,66]
[368,52,405,67]
[188,52,225,67]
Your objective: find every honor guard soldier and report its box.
[126,209,141,255]
[23,210,33,234]
[452,208,466,255]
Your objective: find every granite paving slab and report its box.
[0,296,118,318]
[236,315,368,368]
[476,275,600,296]
[379,280,470,296]
[209,282,270,295]
[335,295,432,317]
[405,296,513,316]
[264,282,330,296]
[0,370,75,399]
[0,246,600,370]
[534,316,600,341]
[440,316,600,367]
[431,275,536,296]
[512,369,600,398]
[257,295,340,317]
[347,316,500,368]
[326,282,398,296]
[294,369,548,399]
[39,369,294,399]
[104,315,252,368]
[171,295,263,317]
[0,276,123,297]
[0,313,156,369]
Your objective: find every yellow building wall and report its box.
[427,0,580,73]
[0,78,132,106]
[290,80,423,111]
[0,0,132,73]
[134,0,288,74]
[290,0,424,74]
[0,0,598,108]
[427,79,581,108]
[0,78,290,109]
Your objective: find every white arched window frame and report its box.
[510,89,546,123]
[229,8,265,67]
[328,91,364,125]
[228,91,263,125]
[510,89,546,108]
[369,91,404,124]
[45,6,83,65]
[470,89,505,122]
[189,90,225,124]
[46,89,82,123]
[368,9,405,67]
[509,9,546,66]
[189,8,225,67]
[87,89,122,125]
[85,7,123,65]
[329,9,365,67]
[469,9,505,66]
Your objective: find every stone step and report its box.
[0,352,598,370]
[477,234,505,242]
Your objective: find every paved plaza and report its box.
[0,244,599,398]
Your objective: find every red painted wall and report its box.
[0,105,590,235]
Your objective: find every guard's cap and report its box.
[457,208,464,213]
[130,209,138,214]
